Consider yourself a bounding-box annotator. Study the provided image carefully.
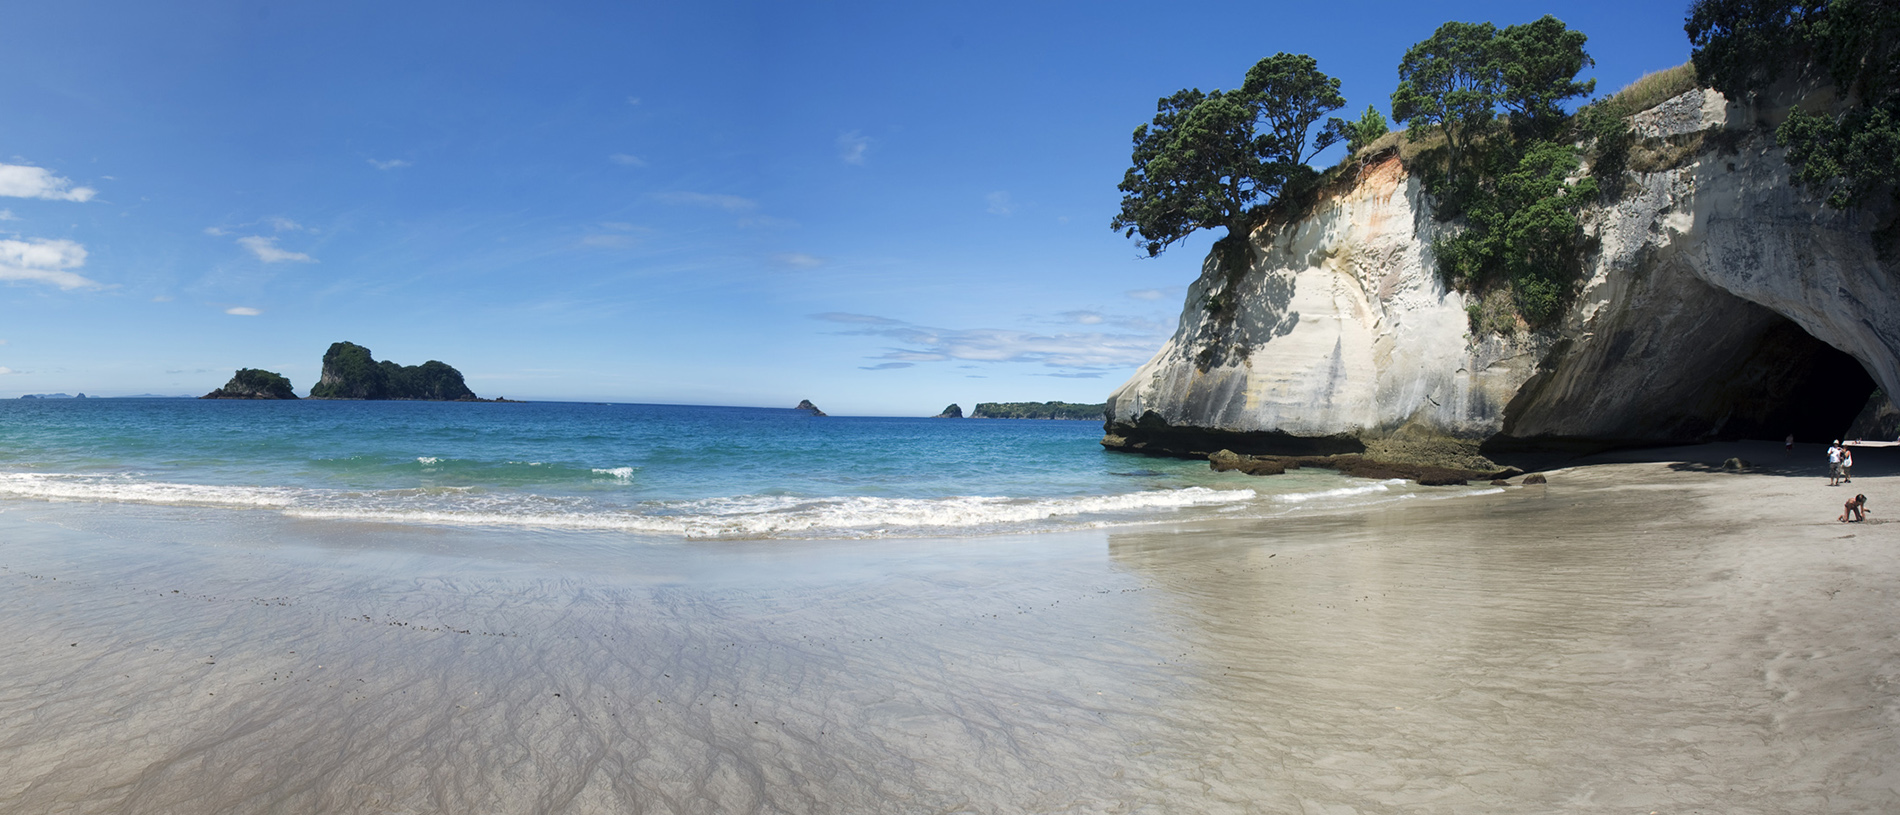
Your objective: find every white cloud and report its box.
[0,163,96,202]
[579,234,635,248]
[860,362,913,371]
[1126,289,1165,301]
[367,158,412,170]
[225,306,261,316]
[986,191,1014,216]
[266,217,308,232]
[237,235,316,263]
[152,295,174,302]
[812,312,1164,369]
[609,153,647,167]
[0,209,15,221]
[0,238,99,289]
[837,131,871,165]
[203,226,228,236]
[653,191,757,212]
[772,252,824,269]
[0,367,13,375]
[626,96,642,106]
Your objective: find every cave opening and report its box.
[1707,317,1877,444]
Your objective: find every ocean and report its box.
[0,399,1488,540]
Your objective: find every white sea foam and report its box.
[0,467,1503,540]
[416,457,440,465]
[0,473,302,508]
[1275,479,1407,503]
[282,486,1259,539]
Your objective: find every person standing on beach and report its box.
[1842,448,1854,483]
[1828,441,1844,486]
[1786,433,1795,453]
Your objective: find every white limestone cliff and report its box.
[1104,88,1900,464]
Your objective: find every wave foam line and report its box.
[289,487,1257,539]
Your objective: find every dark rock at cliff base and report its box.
[1522,474,1548,485]
[308,341,479,401]
[796,399,827,416]
[933,404,963,419]
[202,369,298,400]
[1209,448,1510,485]
[1208,449,1288,476]
[1723,457,1751,470]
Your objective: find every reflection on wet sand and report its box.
[2,445,1897,813]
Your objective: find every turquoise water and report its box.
[0,399,1475,539]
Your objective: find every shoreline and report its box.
[1,440,1896,812]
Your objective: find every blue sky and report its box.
[1,0,1693,413]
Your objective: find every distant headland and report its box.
[971,401,1106,420]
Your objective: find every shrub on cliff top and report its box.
[1688,0,1900,208]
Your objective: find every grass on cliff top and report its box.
[1603,62,1699,115]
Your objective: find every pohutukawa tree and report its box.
[1390,16,1595,187]
[1112,53,1347,258]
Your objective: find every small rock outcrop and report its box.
[201,369,298,400]
[796,399,827,416]
[934,404,964,418]
[309,342,479,401]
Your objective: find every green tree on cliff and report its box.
[1391,16,1595,189]
[1390,21,1501,190]
[1688,0,1900,208]
[1112,53,1346,257]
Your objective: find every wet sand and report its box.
[1,440,1897,813]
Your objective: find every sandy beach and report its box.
[2,440,1897,813]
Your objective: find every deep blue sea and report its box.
[0,399,1478,540]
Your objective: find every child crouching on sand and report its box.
[1841,494,1870,523]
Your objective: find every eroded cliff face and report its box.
[1105,88,1898,465]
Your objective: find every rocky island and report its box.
[308,342,482,401]
[933,404,963,418]
[795,399,827,416]
[201,369,298,400]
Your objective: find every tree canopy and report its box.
[1112,53,1345,257]
[1391,16,1595,184]
[1688,0,1900,207]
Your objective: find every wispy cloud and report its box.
[772,252,824,269]
[0,367,14,375]
[579,234,635,248]
[860,362,913,371]
[367,158,411,170]
[653,191,757,212]
[0,209,15,221]
[225,306,261,316]
[203,226,228,236]
[609,153,647,167]
[1126,288,1165,301]
[0,163,96,202]
[811,312,1164,369]
[986,191,1014,216]
[626,96,642,106]
[1061,310,1104,325]
[837,131,871,165]
[266,216,307,232]
[237,235,316,263]
[0,238,99,289]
